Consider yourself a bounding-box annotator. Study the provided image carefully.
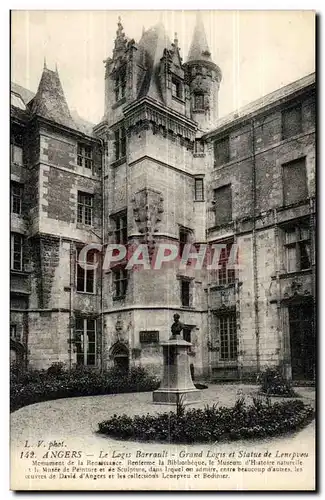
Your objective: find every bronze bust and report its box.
[170,313,183,339]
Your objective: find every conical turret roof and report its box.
[29,64,75,129]
[187,12,213,64]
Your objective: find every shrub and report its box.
[10,364,160,412]
[258,367,297,397]
[98,397,314,444]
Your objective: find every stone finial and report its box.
[113,16,127,58]
[43,57,47,69]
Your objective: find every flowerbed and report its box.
[258,367,297,397]
[98,397,314,443]
[10,365,160,412]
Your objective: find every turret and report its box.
[184,12,222,131]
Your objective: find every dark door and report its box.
[289,302,315,380]
[114,355,129,372]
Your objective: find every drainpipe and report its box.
[98,136,106,373]
[69,243,73,370]
[251,119,260,373]
[207,282,212,380]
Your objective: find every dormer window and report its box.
[194,93,204,111]
[115,70,126,102]
[172,77,183,100]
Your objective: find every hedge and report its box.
[10,364,160,412]
[98,396,314,443]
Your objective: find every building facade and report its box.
[10,16,316,381]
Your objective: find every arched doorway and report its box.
[110,342,129,372]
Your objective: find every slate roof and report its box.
[186,11,213,64]
[136,22,172,102]
[204,72,316,138]
[11,71,96,138]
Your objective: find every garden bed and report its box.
[10,365,160,413]
[98,397,315,443]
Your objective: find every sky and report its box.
[11,10,315,124]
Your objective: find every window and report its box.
[194,178,204,201]
[213,185,232,225]
[11,144,23,165]
[115,70,126,102]
[284,224,311,273]
[194,139,204,153]
[77,192,93,226]
[113,268,128,298]
[11,182,23,214]
[214,136,230,166]
[10,324,21,341]
[282,157,308,206]
[172,77,183,100]
[182,327,192,343]
[11,233,23,271]
[181,279,190,307]
[211,240,236,285]
[282,104,302,140]
[218,313,237,361]
[75,317,97,366]
[114,127,126,160]
[194,93,204,111]
[139,331,159,344]
[179,226,192,258]
[77,143,93,169]
[76,249,96,293]
[113,211,127,244]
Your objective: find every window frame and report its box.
[77,191,93,226]
[180,279,191,307]
[113,267,128,299]
[10,233,23,271]
[115,70,126,102]
[193,93,205,111]
[10,324,20,341]
[194,177,204,201]
[112,211,128,245]
[76,248,96,294]
[11,181,23,215]
[218,313,237,361]
[213,184,233,226]
[283,224,311,273]
[179,226,192,259]
[282,156,308,207]
[217,240,236,285]
[171,76,183,100]
[281,103,302,140]
[74,317,97,366]
[77,143,93,170]
[214,136,230,167]
[114,127,126,161]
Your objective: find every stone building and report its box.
[10,15,316,381]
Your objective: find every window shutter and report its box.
[283,158,308,206]
[214,185,232,225]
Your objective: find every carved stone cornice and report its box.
[123,97,197,142]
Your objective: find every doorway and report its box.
[289,301,315,380]
[110,343,129,372]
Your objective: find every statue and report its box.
[170,313,183,339]
[153,313,201,405]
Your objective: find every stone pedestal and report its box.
[153,336,201,405]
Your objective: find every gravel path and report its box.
[11,384,315,448]
[10,385,316,491]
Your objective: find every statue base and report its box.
[152,388,201,405]
[152,336,201,406]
